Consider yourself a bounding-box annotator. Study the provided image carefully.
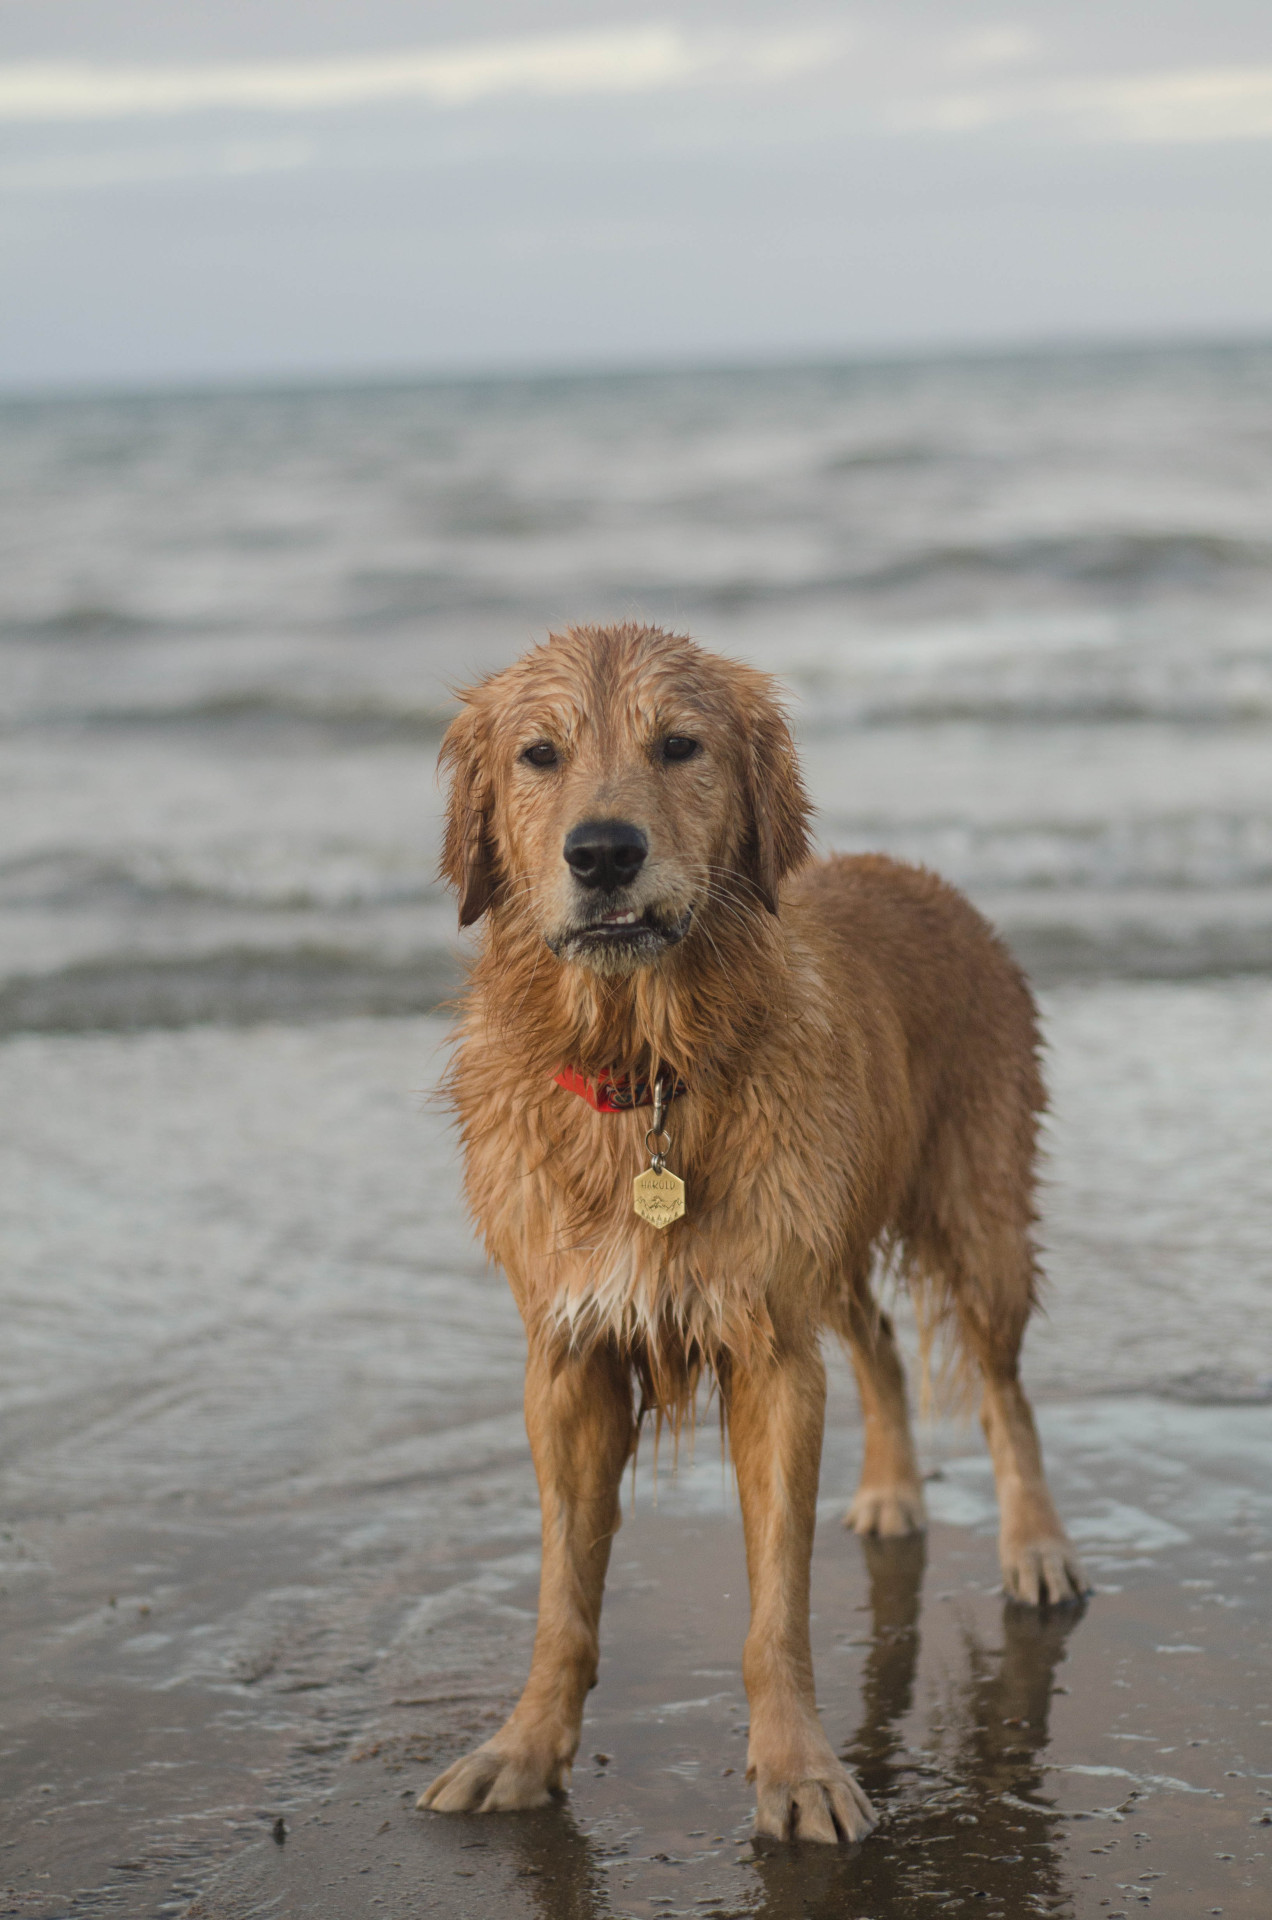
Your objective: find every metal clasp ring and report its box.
[645,1079,670,1172]
[644,1133,670,1173]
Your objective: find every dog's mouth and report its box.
[549,903,693,962]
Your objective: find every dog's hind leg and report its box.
[828,1282,926,1539]
[938,1212,1089,1608]
[968,1316,1089,1608]
[419,1339,634,1814]
[908,999,1089,1609]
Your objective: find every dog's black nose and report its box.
[563,820,648,890]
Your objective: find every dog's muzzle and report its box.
[546,903,693,963]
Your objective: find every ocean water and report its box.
[4,341,1272,1031]
[2,345,1272,1914]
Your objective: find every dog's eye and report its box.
[661,735,700,763]
[521,741,559,768]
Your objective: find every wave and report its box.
[3,895,1272,1036]
[79,689,452,743]
[1157,1367,1272,1406]
[825,814,1272,894]
[855,530,1269,595]
[685,532,1272,615]
[217,530,1272,632]
[7,530,1264,652]
[994,895,1272,987]
[0,945,461,1036]
[341,567,533,625]
[821,441,939,472]
[0,848,441,914]
[15,809,1271,926]
[0,603,178,644]
[27,664,1272,738]
[842,686,1272,727]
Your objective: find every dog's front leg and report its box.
[727,1338,877,1844]
[419,1340,634,1814]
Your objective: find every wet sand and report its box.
[4,1397,1269,1919]
[173,1393,1272,1920]
[1,1003,1270,1919]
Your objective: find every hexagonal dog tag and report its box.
[632,1166,686,1230]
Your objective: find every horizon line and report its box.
[3,321,1271,409]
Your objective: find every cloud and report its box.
[0,25,846,123]
[944,27,1041,74]
[899,64,1272,144]
[1079,67,1272,143]
[0,139,315,196]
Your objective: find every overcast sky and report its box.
[2,2,1271,392]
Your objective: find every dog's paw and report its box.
[752,1759,877,1844]
[845,1483,926,1538]
[417,1739,570,1814]
[1000,1535,1090,1608]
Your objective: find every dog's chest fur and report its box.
[452,1017,870,1378]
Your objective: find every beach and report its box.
[1,345,1270,1916]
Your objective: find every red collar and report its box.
[553,1065,688,1112]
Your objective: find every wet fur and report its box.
[421,624,1086,1842]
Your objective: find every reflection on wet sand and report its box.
[499,1530,1088,1920]
[846,1531,928,1794]
[823,1534,1087,1918]
[500,1806,611,1920]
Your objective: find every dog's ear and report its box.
[742,696,812,915]
[439,698,500,928]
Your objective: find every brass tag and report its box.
[633,1166,686,1230]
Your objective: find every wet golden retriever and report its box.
[420,623,1086,1843]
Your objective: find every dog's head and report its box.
[439,625,811,973]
